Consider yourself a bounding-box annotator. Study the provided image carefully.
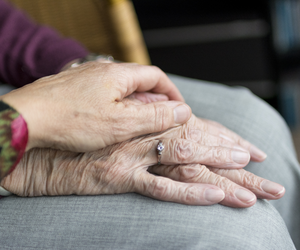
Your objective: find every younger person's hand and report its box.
[1,62,190,152]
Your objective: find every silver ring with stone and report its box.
[156,141,164,165]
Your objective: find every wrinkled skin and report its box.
[1,113,284,208]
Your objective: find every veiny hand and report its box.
[0,62,191,152]
[0,112,283,208]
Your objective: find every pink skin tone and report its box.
[1,92,283,208]
[1,62,190,152]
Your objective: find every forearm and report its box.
[0,0,88,87]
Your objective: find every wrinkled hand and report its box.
[0,112,284,208]
[0,62,191,152]
[127,93,267,163]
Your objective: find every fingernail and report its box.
[173,104,191,124]
[250,145,267,161]
[231,150,250,164]
[205,188,225,203]
[261,180,285,196]
[164,101,191,124]
[235,189,256,203]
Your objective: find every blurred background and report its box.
[131,0,300,158]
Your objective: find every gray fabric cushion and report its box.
[0,195,294,250]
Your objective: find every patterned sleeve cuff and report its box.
[0,101,28,181]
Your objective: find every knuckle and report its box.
[149,177,170,199]
[239,170,261,188]
[205,168,233,190]
[172,139,193,163]
[178,165,198,180]
[214,175,229,188]
[184,186,199,204]
[211,147,228,163]
[178,164,208,181]
[214,175,235,193]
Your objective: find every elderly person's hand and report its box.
[0,112,283,208]
[0,62,191,152]
[127,92,267,163]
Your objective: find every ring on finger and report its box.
[156,141,164,165]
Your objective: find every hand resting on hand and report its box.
[0,99,284,208]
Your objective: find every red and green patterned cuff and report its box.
[0,101,28,181]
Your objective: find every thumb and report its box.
[161,101,192,125]
[120,101,191,140]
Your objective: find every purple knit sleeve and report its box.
[0,0,89,87]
